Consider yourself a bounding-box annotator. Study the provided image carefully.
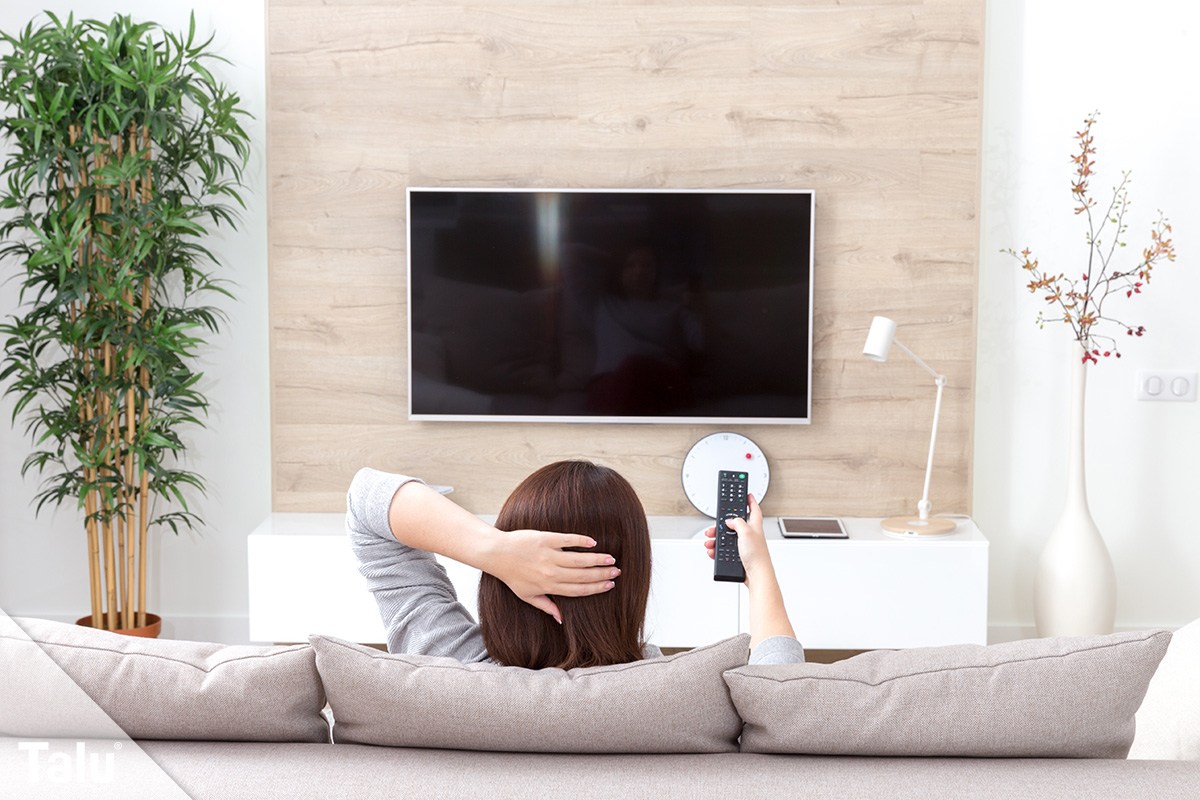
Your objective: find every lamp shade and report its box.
[863,316,897,362]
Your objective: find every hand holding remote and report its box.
[703,492,771,585]
[701,491,796,647]
[713,471,749,581]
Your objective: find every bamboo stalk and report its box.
[137,272,151,627]
[99,371,116,630]
[108,237,121,627]
[117,127,128,630]
[137,464,148,628]
[86,484,103,627]
[102,520,117,630]
[136,125,153,628]
[124,388,135,631]
[100,415,117,630]
[125,320,136,627]
[114,460,127,626]
[87,132,117,633]
[102,376,118,631]
[114,486,129,629]
[72,123,103,626]
[128,125,138,204]
[107,342,129,630]
[81,261,102,629]
[121,128,137,628]
[142,127,151,203]
[61,124,101,628]
[75,328,100,631]
[96,133,125,630]
[81,302,101,627]
[116,480,126,628]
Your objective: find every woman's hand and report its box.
[481,530,620,624]
[701,493,773,584]
[702,493,796,647]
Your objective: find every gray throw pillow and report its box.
[1,616,329,743]
[310,633,749,753]
[724,629,1171,758]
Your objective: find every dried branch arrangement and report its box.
[1005,112,1177,364]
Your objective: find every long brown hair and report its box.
[478,460,651,669]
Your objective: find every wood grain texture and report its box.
[267,0,984,516]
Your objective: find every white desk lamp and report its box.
[862,316,957,537]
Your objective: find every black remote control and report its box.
[713,470,748,583]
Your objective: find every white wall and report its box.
[977,1,1200,637]
[0,1,269,643]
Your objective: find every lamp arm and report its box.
[893,339,942,382]
[917,375,947,520]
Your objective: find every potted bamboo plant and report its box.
[0,13,251,634]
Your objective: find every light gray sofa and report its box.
[3,616,1198,800]
[135,742,1200,800]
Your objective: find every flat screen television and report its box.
[407,188,814,424]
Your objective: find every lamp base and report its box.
[880,515,958,538]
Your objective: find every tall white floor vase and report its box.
[1034,353,1117,637]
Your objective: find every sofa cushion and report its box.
[137,742,1200,800]
[724,629,1171,758]
[310,633,749,753]
[1129,618,1200,760]
[0,616,328,743]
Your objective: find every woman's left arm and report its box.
[348,467,619,628]
[701,493,806,664]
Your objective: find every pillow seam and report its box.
[316,633,747,676]
[725,631,1170,687]
[0,634,311,674]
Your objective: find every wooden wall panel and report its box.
[267,0,984,516]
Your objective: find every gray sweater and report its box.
[347,467,805,666]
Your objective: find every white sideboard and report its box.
[248,514,988,649]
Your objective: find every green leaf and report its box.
[0,10,250,543]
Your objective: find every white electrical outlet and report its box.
[1136,370,1197,402]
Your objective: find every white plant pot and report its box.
[1034,351,1117,637]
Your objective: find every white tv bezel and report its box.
[405,186,815,425]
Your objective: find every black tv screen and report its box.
[407,188,814,424]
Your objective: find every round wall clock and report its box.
[681,432,770,517]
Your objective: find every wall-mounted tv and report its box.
[407,188,814,424]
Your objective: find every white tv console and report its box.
[248,514,988,650]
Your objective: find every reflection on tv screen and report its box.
[407,189,813,423]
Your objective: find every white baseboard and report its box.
[4,611,251,645]
[162,615,251,645]
[987,622,1182,644]
[987,624,1038,644]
